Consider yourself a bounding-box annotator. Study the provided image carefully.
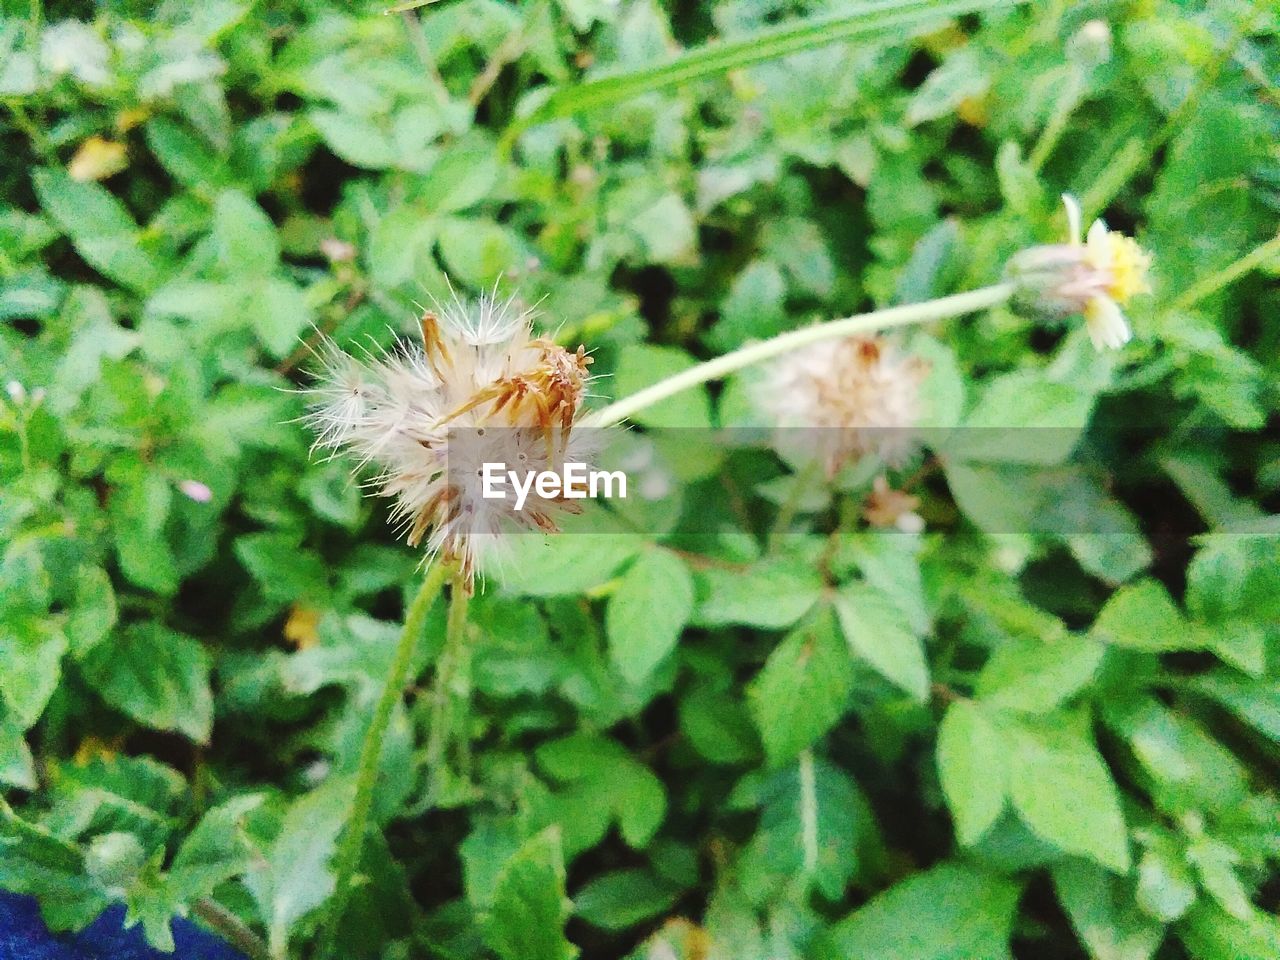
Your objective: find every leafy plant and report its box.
[2,1,1279,959]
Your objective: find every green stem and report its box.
[29,0,42,49]
[193,899,270,960]
[585,283,1015,428]
[424,575,470,804]
[1029,67,1082,173]
[1168,231,1280,313]
[768,460,822,551]
[315,559,450,960]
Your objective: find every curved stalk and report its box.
[586,282,1015,428]
[193,899,270,960]
[316,558,451,960]
[424,573,471,805]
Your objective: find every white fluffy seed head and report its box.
[304,291,594,585]
[756,333,929,475]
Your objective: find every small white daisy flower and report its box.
[1006,194,1152,351]
[304,290,594,585]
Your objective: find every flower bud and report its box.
[1006,194,1151,350]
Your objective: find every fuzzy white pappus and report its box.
[304,291,595,585]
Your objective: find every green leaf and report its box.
[1201,621,1267,677]
[110,466,178,596]
[1092,580,1190,652]
[1053,859,1163,960]
[79,623,214,743]
[1188,836,1251,921]
[309,109,398,169]
[165,794,266,904]
[1135,841,1197,922]
[250,276,312,358]
[906,48,990,126]
[573,868,680,931]
[482,827,577,960]
[437,217,520,287]
[1007,718,1130,873]
[748,613,853,767]
[417,132,501,213]
[937,700,1007,845]
[244,779,355,959]
[234,531,329,604]
[834,584,929,701]
[678,687,759,765]
[828,861,1021,960]
[145,118,229,190]
[738,755,865,902]
[606,549,693,685]
[0,615,67,728]
[710,259,787,351]
[0,705,36,790]
[1188,672,1280,742]
[612,344,711,429]
[212,190,279,277]
[1103,697,1248,814]
[1185,536,1280,623]
[692,560,823,629]
[976,637,1105,714]
[948,372,1095,465]
[66,565,118,659]
[499,522,645,596]
[535,733,667,850]
[0,801,107,931]
[32,169,165,292]
[1179,902,1280,960]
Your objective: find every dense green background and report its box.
[2,0,1279,958]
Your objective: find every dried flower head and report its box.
[863,475,925,533]
[756,333,929,476]
[1006,194,1152,351]
[304,290,594,584]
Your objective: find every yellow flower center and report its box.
[1088,231,1152,305]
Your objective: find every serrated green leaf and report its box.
[1092,580,1190,651]
[693,560,823,629]
[0,615,67,728]
[606,549,693,685]
[79,623,214,743]
[244,778,355,959]
[976,637,1104,714]
[32,168,164,292]
[574,868,680,931]
[166,794,265,904]
[1053,859,1163,960]
[834,583,929,701]
[483,827,577,960]
[212,190,279,276]
[1007,719,1130,873]
[829,861,1020,960]
[937,700,1007,845]
[748,613,853,767]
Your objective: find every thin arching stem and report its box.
[585,283,1016,429]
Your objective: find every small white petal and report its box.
[1061,193,1083,246]
[1085,296,1131,351]
[1086,217,1110,252]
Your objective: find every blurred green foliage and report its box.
[2,0,1280,958]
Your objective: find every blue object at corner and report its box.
[0,892,246,960]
